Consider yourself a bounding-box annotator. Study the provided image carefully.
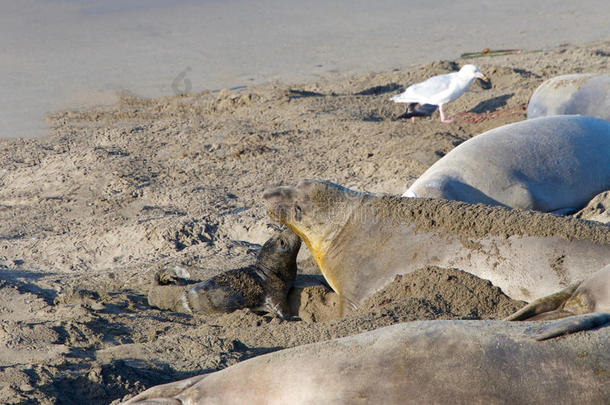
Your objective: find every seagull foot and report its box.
[440,118,454,123]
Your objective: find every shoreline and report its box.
[4,0,610,138]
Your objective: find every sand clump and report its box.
[360,266,524,319]
[288,266,524,324]
[0,42,609,403]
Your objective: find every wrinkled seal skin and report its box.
[147,229,301,318]
[506,264,610,340]
[527,74,610,121]
[263,179,610,309]
[403,116,610,215]
[121,320,610,405]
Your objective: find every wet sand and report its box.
[3,0,610,138]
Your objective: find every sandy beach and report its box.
[0,40,609,403]
[3,0,610,139]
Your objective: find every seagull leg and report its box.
[439,104,453,123]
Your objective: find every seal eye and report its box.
[279,238,287,251]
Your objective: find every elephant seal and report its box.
[402,115,610,215]
[506,264,610,340]
[122,320,610,405]
[527,74,610,121]
[147,229,301,318]
[264,179,610,310]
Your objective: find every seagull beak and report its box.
[476,72,488,82]
[476,74,492,89]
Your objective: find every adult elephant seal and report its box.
[527,74,610,121]
[264,179,610,311]
[121,320,609,405]
[148,229,301,318]
[506,264,610,340]
[402,115,610,215]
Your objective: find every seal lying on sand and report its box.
[402,115,610,215]
[122,320,609,405]
[264,179,610,311]
[148,229,301,318]
[527,74,610,121]
[506,264,610,340]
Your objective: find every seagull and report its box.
[391,64,489,123]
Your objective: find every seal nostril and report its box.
[294,205,303,221]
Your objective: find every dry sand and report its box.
[0,41,609,404]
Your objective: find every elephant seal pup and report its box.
[402,115,610,215]
[122,320,609,405]
[264,179,610,310]
[147,229,301,318]
[527,74,610,121]
[506,264,610,340]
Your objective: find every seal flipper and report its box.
[258,294,290,319]
[528,313,610,340]
[549,207,578,216]
[338,294,358,317]
[148,266,193,312]
[504,282,580,321]
[154,265,191,286]
[122,374,207,404]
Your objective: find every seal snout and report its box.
[282,229,302,254]
[263,186,297,222]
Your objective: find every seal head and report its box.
[264,179,364,299]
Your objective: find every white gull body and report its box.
[391,64,487,122]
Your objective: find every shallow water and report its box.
[2,0,610,138]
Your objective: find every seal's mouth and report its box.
[265,206,285,223]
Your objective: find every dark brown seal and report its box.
[148,229,301,318]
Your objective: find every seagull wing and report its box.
[391,72,458,104]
